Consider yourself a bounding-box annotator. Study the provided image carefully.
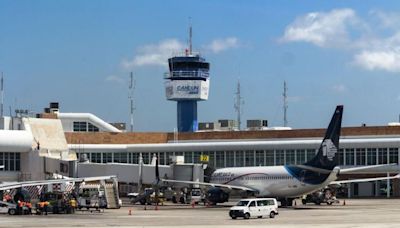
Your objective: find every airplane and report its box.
[160,105,400,206]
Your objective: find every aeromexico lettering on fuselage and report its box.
[177,85,199,94]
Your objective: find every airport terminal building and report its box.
[2,106,400,198]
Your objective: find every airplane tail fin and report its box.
[304,105,343,170]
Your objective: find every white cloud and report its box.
[281,8,357,47]
[281,9,400,73]
[354,50,400,72]
[370,10,400,30]
[353,32,400,72]
[105,75,124,84]
[204,37,239,53]
[122,39,185,69]
[332,84,347,93]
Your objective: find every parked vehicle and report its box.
[229,198,279,219]
[0,200,30,215]
[302,188,339,205]
[187,188,204,204]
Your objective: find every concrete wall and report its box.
[0,171,19,182]
[20,151,45,180]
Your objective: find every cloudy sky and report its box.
[2,0,400,131]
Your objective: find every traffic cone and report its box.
[128,208,132,215]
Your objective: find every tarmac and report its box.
[1,198,400,227]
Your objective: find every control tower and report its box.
[164,27,210,132]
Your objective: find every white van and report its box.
[229,198,279,219]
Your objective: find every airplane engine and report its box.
[206,187,229,204]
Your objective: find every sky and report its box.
[2,0,400,132]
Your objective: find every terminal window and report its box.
[0,152,20,172]
[73,122,87,132]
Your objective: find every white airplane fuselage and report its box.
[210,166,339,198]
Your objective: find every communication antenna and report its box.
[189,17,192,55]
[1,73,3,117]
[283,80,288,127]
[129,72,136,132]
[234,80,244,130]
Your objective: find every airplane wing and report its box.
[330,173,400,185]
[0,175,117,191]
[339,164,398,174]
[161,179,256,192]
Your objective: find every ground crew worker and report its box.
[70,198,77,213]
[17,200,23,215]
[37,201,45,215]
[43,201,49,215]
[26,202,32,214]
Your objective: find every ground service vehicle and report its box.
[39,192,75,214]
[301,189,339,205]
[0,200,30,215]
[77,185,107,210]
[0,201,17,215]
[229,198,279,219]
[188,188,204,204]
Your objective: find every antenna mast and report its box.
[189,17,192,55]
[129,72,136,132]
[234,80,244,130]
[283,80,288,127]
